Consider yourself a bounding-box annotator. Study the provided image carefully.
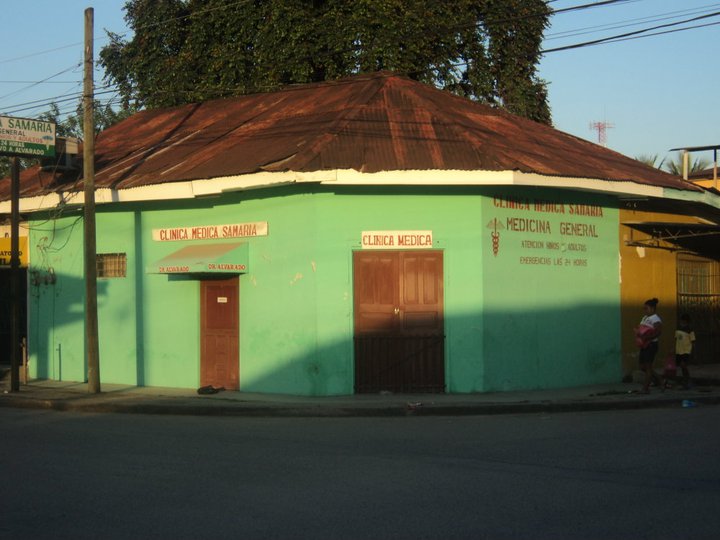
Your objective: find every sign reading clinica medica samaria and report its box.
[0,115,55,157]
[152,221,268,241]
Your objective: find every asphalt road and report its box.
[2,407,719,539]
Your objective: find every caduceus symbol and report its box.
[486,218,505,256]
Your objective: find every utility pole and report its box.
[9,157,20,392]
[83,7,100,393]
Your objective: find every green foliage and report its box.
[635,154,665,169]
[664,152,711,176]
[1,101,133,178]
[100,0,551,123]
[0,154,36,179]
[36,101,136,139]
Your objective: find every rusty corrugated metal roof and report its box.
[0,71,700,202]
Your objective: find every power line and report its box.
[542,9,720,52]
[445,0,637,33]
[1,87,117,116]
[47,91,123,119]
[0,80,82,84]
[552,0,639,16]
[598,18,720,45]
[415,8,719,73]
[545,2,720,40]
[0,64,81,104]
[0,42,82,66]
[0,84,113,113]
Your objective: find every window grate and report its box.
[96,253,127,278]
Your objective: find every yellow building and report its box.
[620,202,720,378]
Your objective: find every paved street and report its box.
[2,407,720,539]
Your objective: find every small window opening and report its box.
[97,253,127,278]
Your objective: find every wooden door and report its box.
[353,251,444,393]
[201,277,239,389]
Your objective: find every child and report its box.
[674,313,695,389]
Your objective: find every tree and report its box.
[0,101,133,178]
[100,0,552,123]
[635,154,665,169]
[0,157,27,179]
[36,101,135,139]
[663,152,711,177]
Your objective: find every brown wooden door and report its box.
[353,251,444,393]
[201,277,239,390]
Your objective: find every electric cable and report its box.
[545,2,720,40]
[542,8,720,52]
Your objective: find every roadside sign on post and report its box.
[0,114,53,392]
[0,115,56,157]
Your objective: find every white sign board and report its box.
[361,231,433,249]
[0,115,55,157]
[152,222,268,241]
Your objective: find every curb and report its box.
[2,393,719,417]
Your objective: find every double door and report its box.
[353,251,445,393]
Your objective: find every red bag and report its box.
[664,354,676,371]
[635,324,655,349]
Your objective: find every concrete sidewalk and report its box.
[2,373,720,417]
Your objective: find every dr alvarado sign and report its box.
[0,115,55,157]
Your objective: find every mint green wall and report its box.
[480,189,621,390]
[96,212,139,384]
[309,189,485,395]
[28,214,86,382]
[27,185,620,395]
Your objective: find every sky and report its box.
[540,0,720,165]
[0,0,718,166]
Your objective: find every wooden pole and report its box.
[83,7,100,393]
[9,156,20,392]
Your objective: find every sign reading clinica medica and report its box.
[361,230,433,249]
[0,115,55,157]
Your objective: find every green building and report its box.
[2,73,716,395]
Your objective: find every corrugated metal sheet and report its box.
[0,71,700,202]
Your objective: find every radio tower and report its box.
[589,121,614,147]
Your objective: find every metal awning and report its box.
[623,221,720,258]
[147,242,249,274]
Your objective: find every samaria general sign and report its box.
[0,115,55,157]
